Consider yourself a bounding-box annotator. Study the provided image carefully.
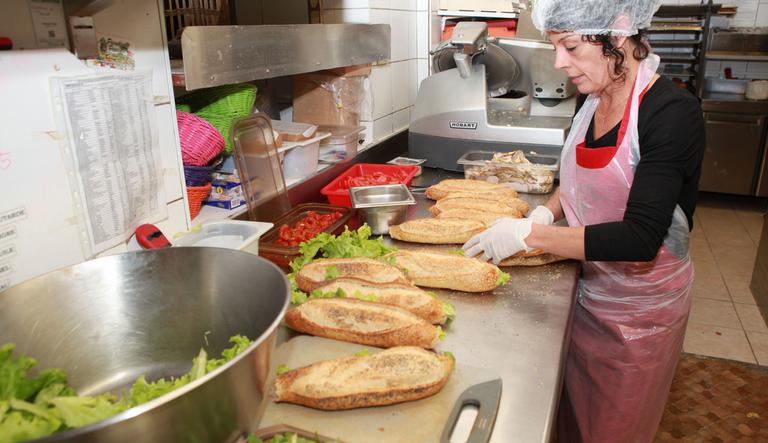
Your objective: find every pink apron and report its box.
[557,54,694,443]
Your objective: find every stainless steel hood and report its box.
[181,24,391,90]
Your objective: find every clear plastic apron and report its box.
[557,54,694,443]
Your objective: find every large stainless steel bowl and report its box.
[0,247,290,443]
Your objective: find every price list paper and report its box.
[52,71,167,256]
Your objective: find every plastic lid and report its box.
[231,114,291,222]
[457,150,495,167]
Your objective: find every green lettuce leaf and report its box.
[276,364,291,376]
[353,349,370,357]
[496,271,510,287]
[0,344,68,403]
[288,224,397,273]
[448,249,465,256]
[436,326,446,341]
[48,395,126,429]
[288,273,308,304]
[442,301,456,320]
[351,290,377,302]
[248,433,321,443]
[0,335,254,442]
[34,383,74,406]
[129,335,252,407]
[220,335,252,362]
[0,408,61,443]
[324,266,340,280]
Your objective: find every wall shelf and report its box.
[180,24,390,90]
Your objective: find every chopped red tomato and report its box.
[276,211,343,246]
[341,171,410,189]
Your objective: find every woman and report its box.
[463,1,705,442]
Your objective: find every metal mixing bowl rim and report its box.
[28,248,291,442]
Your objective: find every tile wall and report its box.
[322,0,432,148]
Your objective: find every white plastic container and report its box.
[318,125,364,163]
[173,220,273,255]
[279,132,331,180]
[457,150,560,194]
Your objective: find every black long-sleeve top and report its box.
[577,76,705,261]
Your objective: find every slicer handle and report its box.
[454,53,472,79]
[440,379,503,443]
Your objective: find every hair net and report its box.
[531,0,663,36]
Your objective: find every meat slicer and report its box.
[409,21,577,171]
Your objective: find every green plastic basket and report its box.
[177,84,257,154]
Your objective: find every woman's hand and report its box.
[528,206,555,225]
[463,217,534,264]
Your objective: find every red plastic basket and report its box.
[186,183,212,220]
[320,163,420,207]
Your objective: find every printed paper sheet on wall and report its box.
[51,71,167,257]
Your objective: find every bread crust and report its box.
[430,196,529,218]
[385,250,501,293]
[498,252,568,267]
[275,347,454,410]
[296,257,410,293]
[314,277,447,324]
[434,209,505,226]
[389,218,485,244]
[284,298,440,348]
[425,179,517,200]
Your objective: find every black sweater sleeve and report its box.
[583,79,705,262]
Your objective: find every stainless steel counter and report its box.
[276,164,579,442]
[400,168,579,443]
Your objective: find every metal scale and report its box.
[409,18,578,171]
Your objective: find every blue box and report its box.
[203,173,245,210]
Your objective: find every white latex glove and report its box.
[528,205,554,226]
[463,217,534,264]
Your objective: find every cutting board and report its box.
[259,336,501,443]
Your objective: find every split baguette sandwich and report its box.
[435,209,507,226]
[429,196,530,218]
[295,257,410,293]
[275,346,454,410]
[497,249,568,267]
[425,179,518,200]
[389,218,485,244]
[314,277,450,324]
[284,298,442,349]
[385,250,505,293]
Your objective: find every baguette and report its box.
[385,250,503,293]
[425,179,517,200]
[275,346,454,410]
[389,218,485,244]
[284,298,442,348]
[430,196,530,218]
[432,189,521,202]
[498,250,568,267]
[435,209,507,226]
[314,278,449,324]
[296,257,410,293]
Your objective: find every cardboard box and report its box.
[292,64,371,127]
[203,173,245,210]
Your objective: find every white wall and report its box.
[322,0,431,147]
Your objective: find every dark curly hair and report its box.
[583,30,650,82]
